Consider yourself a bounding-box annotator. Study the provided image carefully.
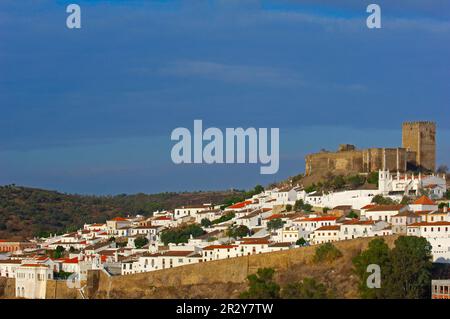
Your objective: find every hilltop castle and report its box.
[305,121,436,175]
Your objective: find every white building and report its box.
[407,221,450,263]
[363,205,408,223]
[15,264,53,299]
[0,259,21,278]
[312,225,341,245]
[379,170,446,199]
[174,205,211,219]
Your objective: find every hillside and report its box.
[0,185,243,240]
[87,236,399,299]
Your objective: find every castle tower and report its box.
[402,121,436,171]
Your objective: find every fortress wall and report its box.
[306,148,408,176]
[87,236,399,299]
[305,150,364,175]
[0,277,16,298]
[305,122,436,176]
[45,279,82,299]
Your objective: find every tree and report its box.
[347,175,365,188]
[160,224,205,245]
[281,277,331,299]
[201,218,212,228]
[304,184,316,193]
[240,268,280,299]
[347,211,358,219]
[211,212,235,225]
[267,218,284,231]
[438,202,449,209]
[134,236,149,249]
[227,225,251,239]
[313,243,342,263]
[322,207,330,214]
[254,185,264,194]
[371,195,396,205]
[53,245,65,259]
[437,165,448,174]
[296,238,307,246]
[367,171,379,186]
[445,190,450,200]
[332,175,346,189]
[285,204,292,212]
[352,238,391,298]
[294,199,304,212]
[400,196,411,205]
[302,203,313,212]
[384,236,432,299]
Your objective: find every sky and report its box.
[0,0,449,195]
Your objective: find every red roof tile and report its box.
[412,196,436,205]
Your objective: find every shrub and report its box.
[281,277,331,299]
[240,268,280,299]
[313,243,342,263]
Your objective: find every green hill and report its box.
[0,185,242,240]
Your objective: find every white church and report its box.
[298,170,447,210]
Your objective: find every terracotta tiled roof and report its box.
[299,216,338,222]
[21,264,48,268]
[409,221,450,227]
[203,245,238,250]
[366,205,406,212]
[315,225,341,231]
[412,196,436,205]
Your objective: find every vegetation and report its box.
[304,185,317,193]
[352,238,390,298]
[347,211,358,219]
[227,225,251,239]
[285,204,292,212]
[293,199,312,212]
[313,243,343,263]
[220,185,264,209]
[367,171,379,186]
[211,212,235,225]
[53,245,65,259]
[371,194,397,205]
[241,268,332,299]
[296,238,307,246]
[438,202,449,209]
[353,236,432,299]
[400,196,411,205]
[53,271,74,280]
[134,236,149,249]
[240,268,280,299]
[160,224,205,245]
[200,218,212,228]
[281,277,332,299]
[0,185,239,239]
[445,190,450,200]
[437,165,448,174]
[267,218,284,231]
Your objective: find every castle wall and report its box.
[306,147,408,176]
[305,122,436,175]
[305,150,364,175]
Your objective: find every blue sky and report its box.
[0,0,449,194]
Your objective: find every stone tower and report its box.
[402,121,436,171]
